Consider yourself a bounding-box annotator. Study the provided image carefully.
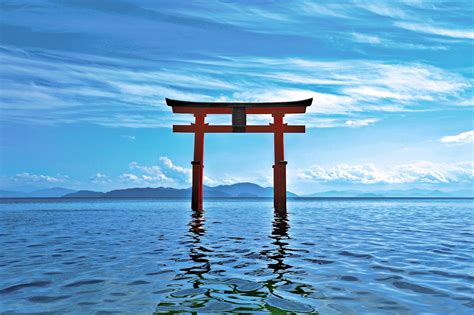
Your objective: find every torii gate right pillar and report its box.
[191,114,205,211]
[273,113,287,212]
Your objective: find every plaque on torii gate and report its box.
[166,98,312,212]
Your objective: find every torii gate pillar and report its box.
[273,113,287,212]
[191,114,205,211]
[166,98,312,213]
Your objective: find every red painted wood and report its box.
[173,124,305,133]
[273,114,287,212]
[191,114,205,211]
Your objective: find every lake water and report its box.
[0,198,473,314]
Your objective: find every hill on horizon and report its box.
[0,183,472,198]
[64,182,299,198]
[0,187,76,198]
[306,188,474,198]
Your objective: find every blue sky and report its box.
[0,0,473,194]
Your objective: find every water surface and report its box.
[1,198,473,314]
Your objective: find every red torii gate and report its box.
[166,98,312,212]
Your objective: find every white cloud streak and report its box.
[1,46,471,129]
[90,173,110,185]
[351,32,447,50]
[356,1,408,19]
[14,172,67,183]
[121,135,136,141]
[298,161,474,185]
[345,118,379,127]
[395,22,474,39]
[441,131,474,144]
[0,172,69,187]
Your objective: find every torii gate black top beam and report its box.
[166,98,312,212]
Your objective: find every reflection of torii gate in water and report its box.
[166,98,313,212]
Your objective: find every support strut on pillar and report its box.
[191,114,206,211]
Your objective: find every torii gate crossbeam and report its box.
[166,98,312,212]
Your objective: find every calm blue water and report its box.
[0,198,473,314]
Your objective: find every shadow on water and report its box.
[155,209,316,314]
[261,211,316,313]
[155,209,215,313]
[181,210,210,288]
[268,210,292,275]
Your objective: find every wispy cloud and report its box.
[351,33,382,44]
[1,46,470,129]
[0,1,472,134]
[441,130,474,144]
[350,32,448,50]
[90,173,111,185]
[356,1,408,19]
[395,22,474,39]
[345,118,379,127]
[14,172,67,183]
[298,161,473,185]
[0,172,69,188]
[297,2,354,19]
[221,58,470,115]
[121,135,136,141]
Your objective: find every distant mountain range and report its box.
[64,183,298,198]
[0,187,76,198]
[0,183,472,198]
[306,189,474,198]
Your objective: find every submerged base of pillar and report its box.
[191,201,203,211]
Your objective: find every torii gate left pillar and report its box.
[191,113,205,211]
[166,98,313,213]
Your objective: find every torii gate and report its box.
[166,98,312,212]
